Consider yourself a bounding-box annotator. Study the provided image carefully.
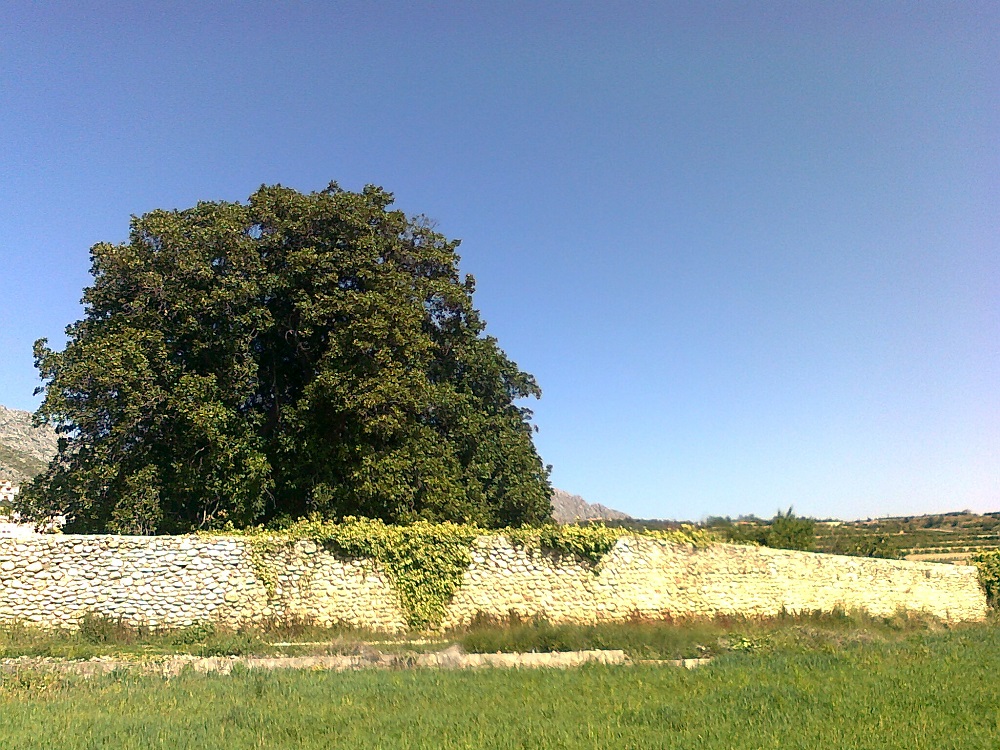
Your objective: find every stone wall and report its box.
[0,534,986,631]
[440,536,986,627]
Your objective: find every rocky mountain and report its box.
[0,405,58,484]
[550,488,630,524]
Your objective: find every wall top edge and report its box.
[0,533,980,575]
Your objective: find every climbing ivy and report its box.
[224,518,476,629]
[243,535,293,599]
[505,524,716,565]
[314,518,477,630]
[504,524,620,565]
[972,551,1000,609]
[644,526,720,548]
[221,519,720,629]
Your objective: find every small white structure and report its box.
[0,482,46,538]
[0,480,17,506]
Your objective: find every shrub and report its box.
[78,612,142,645]
[972,551,1000,608]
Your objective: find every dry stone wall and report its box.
[441,536,986,627]
[0,534,986,631]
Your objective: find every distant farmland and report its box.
[813,511,1000,563]
[598,510,1000,563]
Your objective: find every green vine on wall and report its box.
[221,519,720,629]
[504,525,622,565]
[644,526,720,548]
[971,551,1000,609]
[317,518,478,630]
[243,536,294,599]
[505,524,717,566]
[226,518,477,629]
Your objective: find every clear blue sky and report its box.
[2,2,997,521]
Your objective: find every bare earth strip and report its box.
[904,552,976,563]
[0,648,642,677]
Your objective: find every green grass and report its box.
[0,612,968,660]
[0,608,952,662]
[0,615,401,660]
[455,608,952,659]
[1,625,998,748]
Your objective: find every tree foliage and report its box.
[766,507,816,551]
[21,183,552,533]
[707,508,816,551]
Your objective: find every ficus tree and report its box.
[20,183,552,533]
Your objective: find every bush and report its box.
[78,612,142,645]
[767,508,815,551]
[170,622,217,646]
[198,631,263,657]
[972,551,1000,608]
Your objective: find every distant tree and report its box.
[704,515,733,528]
[766,508,816,550]
[20,183,552,533]
[766,507,815,551]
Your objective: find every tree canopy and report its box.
[20,183,552,533]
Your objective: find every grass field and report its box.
[1,622,997,749]
[0,609,953,661]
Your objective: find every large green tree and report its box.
[21,183,552,533]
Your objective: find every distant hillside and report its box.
[0,405,58,484]
[550,488,630,524]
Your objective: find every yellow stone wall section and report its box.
[440,537,986,627]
